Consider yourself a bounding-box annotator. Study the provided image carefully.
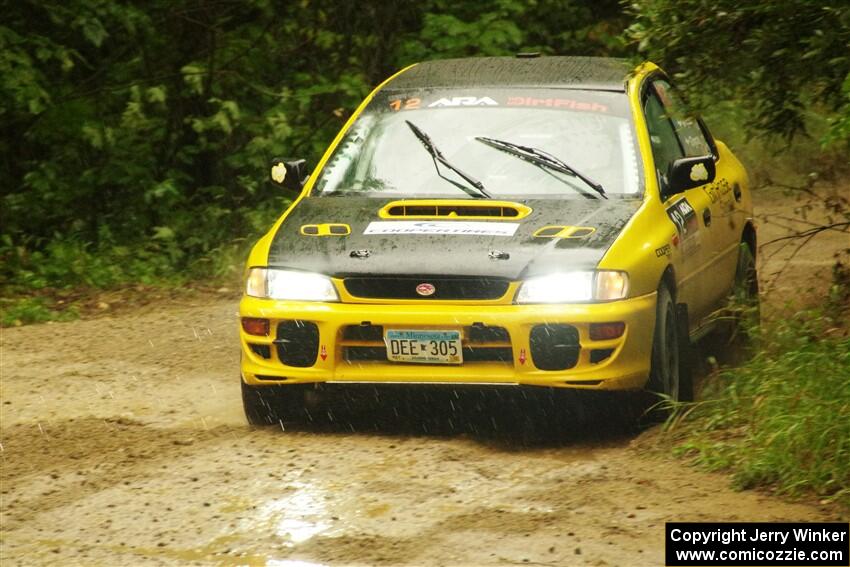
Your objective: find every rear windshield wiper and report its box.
[405,120,492,199]
[475,136,607,199]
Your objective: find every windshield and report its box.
[313,88,642,199]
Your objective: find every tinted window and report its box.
[652,80,712,157]
[644,89,683,191]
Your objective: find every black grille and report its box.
[590,348,614,364]
[275,320,320,367]
[249,344,271,359]
[340,324,512,364]
[343,346,387,362]
[342,324,384,341]
[343,276,510,300]
[340,324,509,343]
[529,324,580,371]
[343,346,512,363]
[467,325,509,343]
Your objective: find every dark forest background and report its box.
[2,0,849,295]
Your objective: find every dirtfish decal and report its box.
[702,178,733,204]
[428,97,498,108]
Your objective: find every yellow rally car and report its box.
[239,56,757,424]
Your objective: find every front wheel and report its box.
[729,242,760,339]
[241,379,281,426]
[647,284,692,403]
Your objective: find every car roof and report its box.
[385,56,632,92]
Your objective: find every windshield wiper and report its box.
[475,136,607,199]
[405,120,492,199]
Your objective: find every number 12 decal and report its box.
[389,98,421,111]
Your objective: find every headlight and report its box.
[516,271,628,303]
[245,268,339,301]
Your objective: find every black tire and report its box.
[648,284,691,403]
[730,242,760,337]
[241,379,281,426]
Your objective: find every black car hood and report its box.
[267,197,640,279]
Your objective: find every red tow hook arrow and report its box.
[320,345,327,361]
[519,348,527,365]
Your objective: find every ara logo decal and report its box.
[518,348,527,365]
[689,163,709,182]
[427,96,498,108]
[319,345,327,361]
[415,283,436,296]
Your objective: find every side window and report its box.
[653,80,713,157]
[644,88,683,192]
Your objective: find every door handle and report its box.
[733,183,742,202]
[702,208,712,227]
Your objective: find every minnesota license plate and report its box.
[384,330,463,364]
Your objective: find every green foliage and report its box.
[0,296,78,326]
[627,0,850,144]
[666,313,850,507]
[1,0,628,299]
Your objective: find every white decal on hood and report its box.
[364,221,519,237]
[428,96,498,108]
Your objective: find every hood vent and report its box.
[533,225,596,238]
[300,223,351,236]
[379,200,532,220]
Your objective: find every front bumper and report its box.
[239,292,657,391]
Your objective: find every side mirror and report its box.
[666,155,716,197]
[270,157,308,192]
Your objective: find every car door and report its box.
[657,81,743,312]
[642,79,717,325]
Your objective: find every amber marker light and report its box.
[589,322,626,341]
[241,317,270,336]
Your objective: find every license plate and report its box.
[384,330,463,365]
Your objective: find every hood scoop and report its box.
[379,200,532,220]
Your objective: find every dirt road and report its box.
[1,187,847,566]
